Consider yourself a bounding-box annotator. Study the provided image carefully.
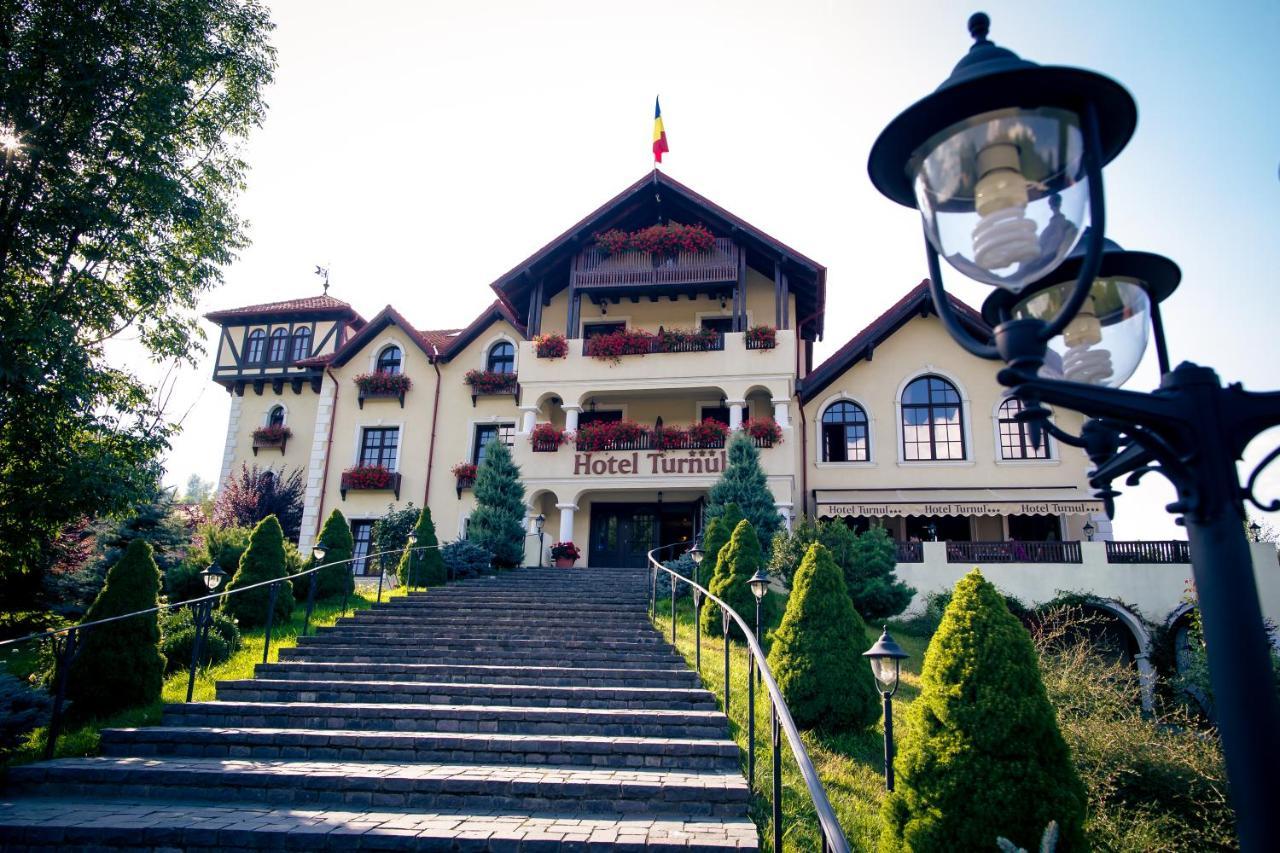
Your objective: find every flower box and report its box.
[656,326,723,353]
[550,540,581,568]
[355,372,411,408]
[340,465,401,499]
[251,425,291,455]
[594,223,716,257]
[574,419,649,452]
[451,462,477,498]
[464,370,518,405]
[687,418,730,448]
[742,417,783,447]
[533,332,568,359]
[745,325,778,350]
[530,423,568,452]
[584,329,657,362]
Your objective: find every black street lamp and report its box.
[688,535,706,672]
[747,568,770,644]
[186,564,227,702]
[868,14,1280,848]
[925,522,937,543]
[304,544,325,636]
[535,514,546,568]
[863,627,909,792]
[1249,521,1262,543]
[1082,520,1095,542]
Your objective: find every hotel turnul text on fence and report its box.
[205,171,1279,632]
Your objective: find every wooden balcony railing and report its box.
[571,238,741,288]
[945,540,1083,564]
[1105,540,1191,564]
[573,433,728,453]
[895,541,923,563]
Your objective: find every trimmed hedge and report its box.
[767,542,879,731]
[307,509,355,599]
[698,503,744,636]
[880,569,1087,853]
[65,539,166,718]
[159,607,243,674]
[398,507,446,587]
[222,516,295,629]
[701,520,765,641]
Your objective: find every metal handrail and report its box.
[647,543,852,853]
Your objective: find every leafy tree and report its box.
[222,515,293,629]
[304,509,354,599]
[705,431,779,554]
[700,519,766,641]
[65,539,167,718]
[468,440,526,568]
[212,464,305,541]
[881,569,1087,853]
[183,474,214,506]
[766,542,879,731]
[697,504,744,636]
[0,0,276,608]
[398,507,446,587]
[166,523,251,603]
[846,526,914,620]
[371,501,418,575]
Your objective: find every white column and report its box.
[556,502,578,543]
[518,406,538,435]
[728,400,746,431]
[1088,511,1114,542]
[771,398,790,429]
[563,405,582,433]
[217,394,243,492]
[298,377,338,555]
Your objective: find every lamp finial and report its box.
[968,12,990,43]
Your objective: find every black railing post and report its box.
[44,627,80,761]
[650,566,656,618]
[772,702,782,853]
[303,571,318,636]
[186,599,213,703]
[262,580,279,665]
[693,563,701,673]
[670,573,677,647]
[723,610,730,714]
[748,652,756,791]
[883,691,896,792]
[340,571,351,619]
[376,563,386,603]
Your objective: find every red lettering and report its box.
[591,459,607,475]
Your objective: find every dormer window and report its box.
[377,345,402,375]
[487,341,515,374]
[268,328,289,363]
[291,328,311,362]
[246,330,266,363]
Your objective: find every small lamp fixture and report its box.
[863,627,910,695]
[748,569,771,603]
[199,564,227,592]
[925,522,938,542]
[407,532,418,548]
[688,537,705,566]
[534,514,545,534]
[1083,520,1096,542]
[312,544,327,563]
[1249,521,1263,543]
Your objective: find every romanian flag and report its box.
[653,97,669,163]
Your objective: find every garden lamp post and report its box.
[863,627,909,792]
[186,564,227,702]
[535,514,546,568]
[304,544,325,636]
[688,536,705,671]
[748,569,770,644]
[405,532,418,592]
[925,522,937,542]
[867,13,1280,847]
[1249,521,1262,543]
[1082,520,1095,542]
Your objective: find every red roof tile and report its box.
[204,294,363,323]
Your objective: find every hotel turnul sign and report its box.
[573,449,728,477]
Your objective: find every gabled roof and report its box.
[490,170,828,339]
[798,281,989,403]
[312,300,526,368]
[204,293,365,326]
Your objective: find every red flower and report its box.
[687,418,730,447]
[530,423,568,450]
[550,541,581,560]
[341,465,393,490]
[745,325,778,349]
[742,417,783,445]
[533,333,568,359]
[593,222,716,256]
[451,462,478,480]
[355,372,412,395]
[464,370,518,394]
[584,329,656,362]
[252,425,292,443]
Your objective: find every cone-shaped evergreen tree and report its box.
[698,503,744,636]
[222,515,294,628]
[706,431,778,553]
[699,519,765,640]
[847,526,914,620]
[766,542,879,731]
[880,570,1087,853]
[468,440,527,568]
[305,509,354,599]
[397,506,446,586]
[66,539,166,718]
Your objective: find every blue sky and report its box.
[146,0,1280,540]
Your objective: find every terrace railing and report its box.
[895,541,924,563]
[1105,540,1192,564]
[647,543,850,853]
[574,432,728,453]
[944,540,1083,564]
[572,238,741,288]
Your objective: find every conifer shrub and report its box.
[766,542,879,731]
[303,509,355,599]
[845,526,914,620]
[159,607,242,673]
[65,539,167,718]
[468,440,527,568]
[706,432,779,551]
[442,539,493,579]
[701,520,768,641]
[398,507,446,587]
[880,569,1087,853]
[698,503,745,636]
[222,515,295,629]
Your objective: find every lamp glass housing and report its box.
[534,514,545,534]
[312,545,326,562]
[869,656,902,691]
[1014,276,1150,388]
[911,106,1088,292]
[200,565,225,592]
[748,570,770,602]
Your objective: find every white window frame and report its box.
[352,421,404,472]
[813,391,876,468]
[991,395,1061,466]
[894,367,975,467]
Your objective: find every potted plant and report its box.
[464,369,518,394]
[652,424,687,451]
[745,325,778,350]
[742,417,784,447]
[550,541,581,568]
[451,462,478,498]
[340,465,400,499]
[529,423,568,451]
[354,372,412,407]
[594,223,716,257]
[533,332,568,359]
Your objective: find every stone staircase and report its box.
[1,566,756,850]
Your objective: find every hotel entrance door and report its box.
[588,502,698,567]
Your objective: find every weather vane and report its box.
[314,264,330,293]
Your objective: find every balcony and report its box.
[1105,540,1191,564]
[571,238,741,289]
[945,540,1083,564]
[251,426,291,456]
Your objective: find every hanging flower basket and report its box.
[745,325,778,350]
[550,541,581,568]
[533,332,568,359]
[742,417,783,447]
[251,425,291,455]
[530,423,568,452]
[340,465,400,499]
[451,462,477,497]
[355,372,411,408]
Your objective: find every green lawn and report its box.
[651,592,931,853]
[3,582,409,767]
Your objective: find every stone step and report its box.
[7,757,751,817]
[372,602,648,614]
[315,626,662,643]
[277,644,683,668]
[255,661,700,688]
[213,678,718,711]
[343,611,654,628]
[163,701,730,739]
[296,635,669,652]
[100,726,741,771]
[0,800,758,851]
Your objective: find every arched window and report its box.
[998,397,1050,459]
[376,345,402,375]
[901,375,965,460]
[291,328,311,362]
[267,328,289,363]
[487,341,515,374]
[267,405,285,428]
[245,330,266,364]
[821,401,869,462]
